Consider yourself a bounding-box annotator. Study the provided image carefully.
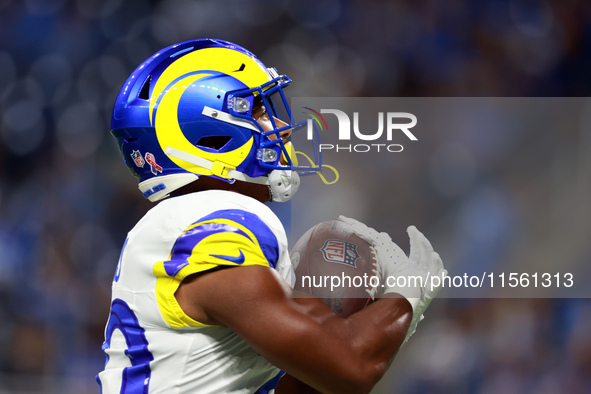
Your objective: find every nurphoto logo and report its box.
[303,107,417,153]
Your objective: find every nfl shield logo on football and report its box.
[131,150,145,167]
[320,239,360,268]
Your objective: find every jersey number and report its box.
[114,238,129,282]
[101,299,154,393]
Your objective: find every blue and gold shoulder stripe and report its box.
[153,209,279,328]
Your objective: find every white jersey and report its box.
[97,190,294,393]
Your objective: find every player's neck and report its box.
[172,177,271,204]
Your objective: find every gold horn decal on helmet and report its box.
[153,74,253,175]
[149,47,272,126]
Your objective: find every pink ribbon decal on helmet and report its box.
[145,152,163,175]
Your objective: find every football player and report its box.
[97,38,446,394]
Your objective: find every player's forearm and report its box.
[275,296,412,393]
[344,296,412,371]
[192,267,412,393]
[291,293,412,357]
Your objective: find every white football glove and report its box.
[404,225,447,342]
[338,216,446,343]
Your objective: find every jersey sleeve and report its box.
[153,209,280,328]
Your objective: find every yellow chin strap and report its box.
[279,141,339,185]
[294,150,339,185]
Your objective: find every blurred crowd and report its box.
[0,0,590,392]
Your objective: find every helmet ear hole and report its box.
[196,136,232,151]
[138,75,151,100]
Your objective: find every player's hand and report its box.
[404,225,447,342]
[338,217,446,342]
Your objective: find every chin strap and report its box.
[164,146,300,202]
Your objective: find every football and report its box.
[290,220,379,318]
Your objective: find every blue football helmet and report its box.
[111,38,321,202]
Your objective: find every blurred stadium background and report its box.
[0,0,590,392]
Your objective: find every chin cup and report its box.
[268,170,300,202]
